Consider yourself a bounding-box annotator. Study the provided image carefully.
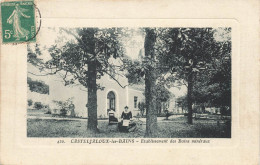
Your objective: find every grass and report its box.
[27,117,231,138]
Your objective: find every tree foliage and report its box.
[45,28,126,88]
[155,27,231,122]
[155,28,221,82]
[192,28,231,108]
[28,28,128,132]
[27,77,49,94]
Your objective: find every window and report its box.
[134,96,138,109]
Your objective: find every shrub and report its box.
[60,108,67,116]
[28,99,33,107]
[45,110,51,114]
[33,102,44,110]
[44,105,51,114]
[52,97,75,116]
[138,102,146,116]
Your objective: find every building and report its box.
[27,57,145,119]
[27,52,187,118]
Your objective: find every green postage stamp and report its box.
[1,1,36,43]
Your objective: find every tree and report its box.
[192,37,231,113]
[123,28,175,135]
[154,84,171,114]
[155,28,229,124]
[189,28,231,114]
[144,28,158,137]
[176,95,188,113]
[125,60,145,85]
[27,77,49,94]
[53,97,75,116]
[28,28,126,132]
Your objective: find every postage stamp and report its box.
[1,1,36,43]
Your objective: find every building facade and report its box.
[28,62,145,118]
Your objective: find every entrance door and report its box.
[107,91,116,111]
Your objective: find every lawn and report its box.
[27,117,231,138]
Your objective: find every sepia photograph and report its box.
[1,0,259,164]
[26,27,231,138]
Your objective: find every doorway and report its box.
[107,91,116,111]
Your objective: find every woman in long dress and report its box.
[118,106,136,132]
[7,4,31,40]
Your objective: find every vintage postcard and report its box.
[0,0,259,164]
[26,26,233,139]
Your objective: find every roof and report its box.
[128,84,145,91]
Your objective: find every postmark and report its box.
[1,1,36,43]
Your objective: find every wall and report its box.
[97,74,128,118]
[28,63,88,117]
[28,60,146,119]
[48,76,88,118]
[128,87,145,116]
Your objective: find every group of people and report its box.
[108,106,136,132]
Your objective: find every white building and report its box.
[28,54,186,118]
[28,60,145,118]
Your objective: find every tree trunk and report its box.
[145,69,157,137]
[144,28,158,137]
[187,72,193,124]
[86,29,98,132]
[87,61,98,132]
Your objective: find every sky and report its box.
[123,28,145,60]
[35,27,145,62]
[35,27,229,61]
